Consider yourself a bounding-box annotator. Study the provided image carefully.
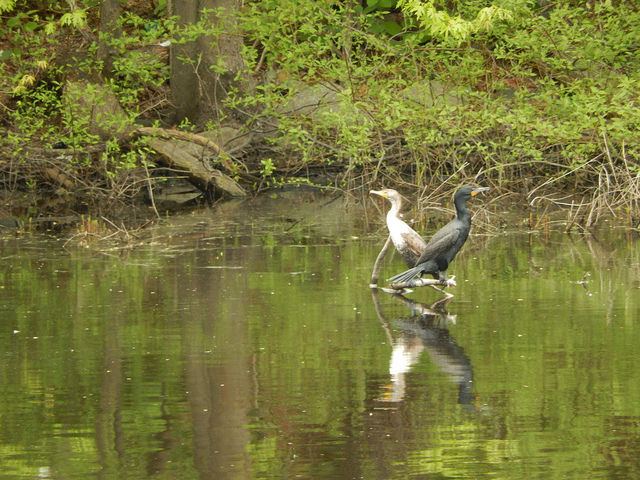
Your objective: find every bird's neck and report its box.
[455,200,470,221]
[387,201,401,220]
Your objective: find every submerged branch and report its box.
[370,235,392,287]
[388,276,457,290]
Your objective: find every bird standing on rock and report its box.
[370,189,427,267]
[388,185,489,286]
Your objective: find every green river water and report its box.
[0,191,639,479]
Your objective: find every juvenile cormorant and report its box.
[370,189,428,267]
[388,185,489,285]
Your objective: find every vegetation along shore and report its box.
[1,0,639,230]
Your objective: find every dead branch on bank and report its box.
[526,141,640,229]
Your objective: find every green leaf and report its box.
[382,20,402,36]
[24,21,38,32]
[6,16,21,27]
[44,21,57,35]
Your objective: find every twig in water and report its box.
[143,161,160,219]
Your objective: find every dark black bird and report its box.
[388,185,489,285]
[370,189,427,267]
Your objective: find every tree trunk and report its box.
[97,0,122,78]
[170,0,201,123]
[169,0,246,126]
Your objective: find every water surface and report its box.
[0,191,639,479]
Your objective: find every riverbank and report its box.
[3,3,640,234]
[1,186,636,249]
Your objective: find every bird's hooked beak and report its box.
[370,190,387,198]
[470,187,490,197]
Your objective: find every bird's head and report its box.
[370,189,401,203]
[456,185,490,200]
[370,189,389,199]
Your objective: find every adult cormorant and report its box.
[388,185,489,285]
[370,189,428,267]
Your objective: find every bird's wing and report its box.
[400,231,428,257]
[415,225,461,264]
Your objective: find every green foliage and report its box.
[397,0,514,44]
[59,8,87,29]
[1,0,640,219]
[0,1,201,200]
[0,0,15,13]
[488,1,640,167]
[260,157,275,177]
[228,0,640,215]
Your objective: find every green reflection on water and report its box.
[0,195,639,480]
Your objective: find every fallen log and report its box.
[147,138,246,198]
[134,126,237,171]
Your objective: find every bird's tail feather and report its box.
[388,266,422,284]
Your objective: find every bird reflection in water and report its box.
[371,290,475,408]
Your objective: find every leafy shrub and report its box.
[1,0,639,223]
